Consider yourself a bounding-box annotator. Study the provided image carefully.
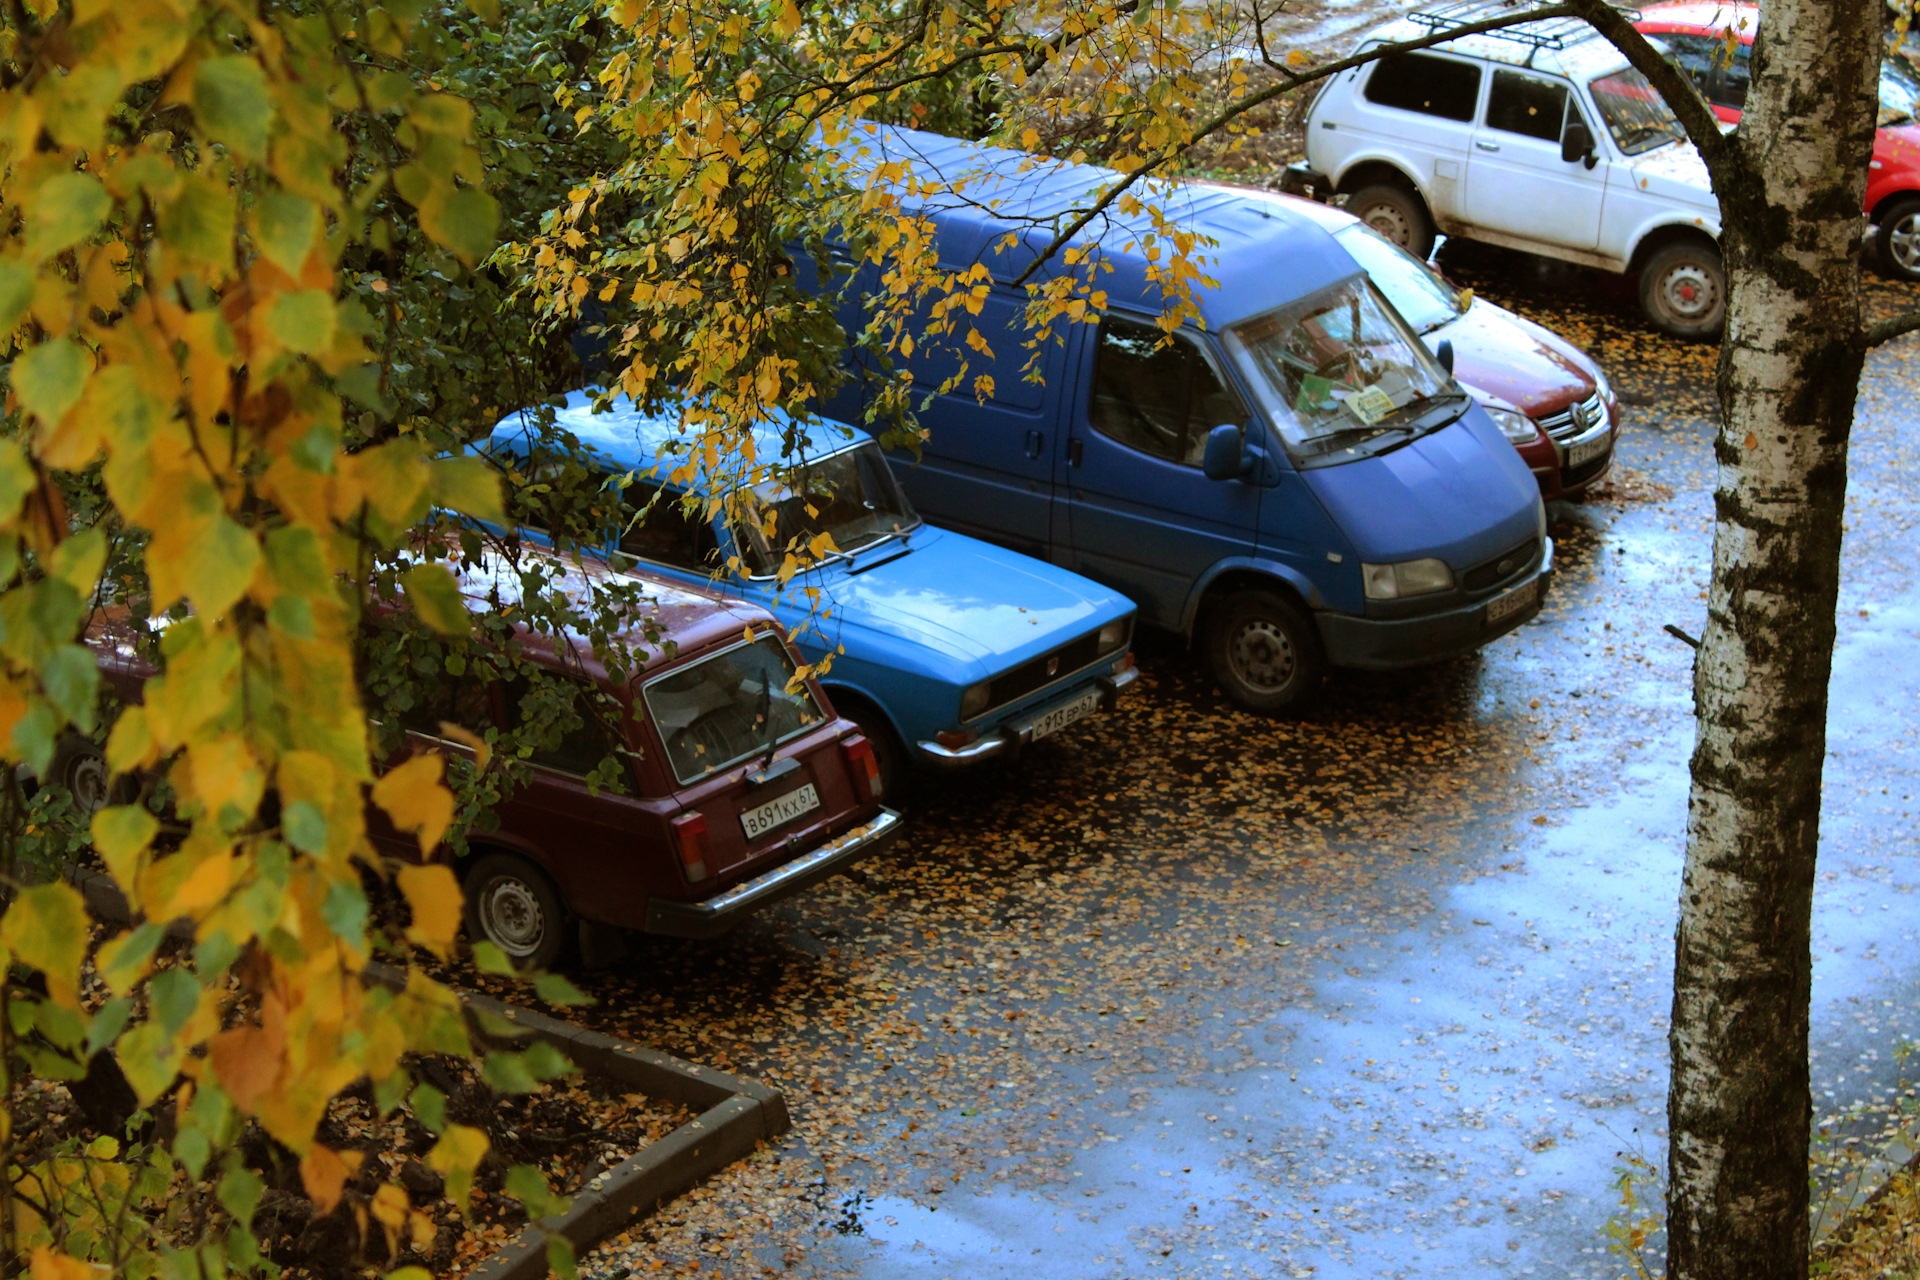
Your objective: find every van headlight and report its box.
[1484,407,1540,444]
[959,681,992,721]
[1094,618,1131,656]
[1362,558,1453,600]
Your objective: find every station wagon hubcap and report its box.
[1892,212,1920,273]
[1656,263,1718,319]
[476,876,547,958]
[1231,619,1297,693]
[66,752,110,814]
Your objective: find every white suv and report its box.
[1298,5,1725,339]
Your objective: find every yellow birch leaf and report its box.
[1,883,88,1007]
[397,862,461,955]
[91,803,158,894]
[114,1019,183,1105]
[300,1144,361,1214]
[181,734,264,824]
[30,1245,96,1280]
[372,753,453,854]
[427,1124,490,1208]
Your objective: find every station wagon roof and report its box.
[1357,13,1638,80]
[844,123,1363,328]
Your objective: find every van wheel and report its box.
[1346,183,1434,259]
[1204,589,1326,715]
[840,702,911,808]
[1876,197,1920,281]
[1639,240,1726,340]
[464,853,569,971]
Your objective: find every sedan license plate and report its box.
[1029,688,1101,742]
[1485,578,1540,627]
[1567,433,1610,468]
[741,783,820,840]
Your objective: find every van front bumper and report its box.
[914,666,1139,769]
[644,808,904,939]
[1316,542,1554,671]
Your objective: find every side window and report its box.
[1718,42,1750,111]
[1658,34,1727,108]
[501,674,621,778]
[1485,70,1570,141]
[613,480,722,573]
[397,672,492,739]
[1362,52,1482,122]
[1088,318,1247,468]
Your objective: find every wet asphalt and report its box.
[560,258,1920,1278]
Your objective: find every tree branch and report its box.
[1559,0,1738,187]
[1862,307,1920,348]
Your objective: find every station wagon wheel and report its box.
[47,734,131,815]
[1638,240,1726,340]
[1204,589,1326,715]
[1876,197,1920,282]
[1345,183,1434,260]
[463,852,570,971]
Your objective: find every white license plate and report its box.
[1029,689,1102,742]
[1567,433,1610,467]
[740,783,820,840]
[1485,578,1540,627]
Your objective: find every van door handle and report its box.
[1025,430,1044,459]
[1475,140,1501,152]
[1068,437,1083,467]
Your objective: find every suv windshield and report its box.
[642,635,827,783]
[1223,275,1459,464]
[1331,223,1463,333]
[1590,66,1688,154]
[739,441,922,575]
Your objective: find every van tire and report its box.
[1204,589,1326,715]
[1638,240,1726,340]
[464,853,570,971]
[1876,196,1920,281]
[838,700,911,808]
[1346,183,1434,259]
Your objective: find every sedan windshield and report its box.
[739,441,922,575]
[1223,276,1457,464]
[1332,223,1464,334]
[1590,66,1688,154]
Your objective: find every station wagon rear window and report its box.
[1363,52,1482,122]
[643,635,827,783]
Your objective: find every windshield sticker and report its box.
[1294,374,1335,414]
[1344,384,1396,425]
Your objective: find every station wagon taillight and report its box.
[671,812,711,882]
[843,735,883,805]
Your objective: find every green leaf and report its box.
[157,172,238,267]
[0,882,89,1004]
[92,804,159,894]
[482,1050,539,1095]
[25,172,111,261]
[41,644,100,731]
[149,965,200,1038]
[13,337,93,425]
[252,191,318,274]
[193,56,272,162]
[402,563,470,636]
[266,289,336,354]
[172,1123,211,1179]
[520,1039,573,1080]
[267,593,314,639]
[546,1233,577,1280]
[464,0,502,24]
[532,972,589,1008]
[469,939,515,975]
[48,526,107,595]
[504,1163,564,1218]
[0,259,35,335]
[12,701,56,778]
[0,448,32,527]
[117,1018,185,1106]
[420,186,499,263]
[217,1165,265,1225]
[85,995,133,1058]
[322,879,369,942]
[430,455,505,523]
[281,799,327,853]
[180,512,260,619]
[408,1082,446,1133]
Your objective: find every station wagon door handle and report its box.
[1025,429,1044,459]
[1475,140,1501,152]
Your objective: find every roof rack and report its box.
[1407,0,1642,55]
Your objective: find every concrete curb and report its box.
[71,874,788,1280]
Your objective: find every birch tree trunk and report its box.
[1660,1,1879,1274]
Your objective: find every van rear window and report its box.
[1363,52,1482,122]
[643,636,827,783]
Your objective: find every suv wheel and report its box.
[464,853,570,971]
[1203,589,1326,715]
[1639,240,1726,340]
[1346,183,1434,259]
[1877,196,1920,281]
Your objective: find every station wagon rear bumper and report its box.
[1318,539,1555,670]
[644,807,904,939]
[914,666,1139,769]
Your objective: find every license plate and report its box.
[1029,689,1101,742]
[740,783,820,840]
[1486,578,1540,627]
[1567,433,1610,467]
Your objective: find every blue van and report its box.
[484,393,1137,794]
[812,125,1553,712]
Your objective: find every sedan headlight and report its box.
[959,681,992,721]
[1362,558,1454,600]
[1484,406,1541,444]
[1094,618,1131,656]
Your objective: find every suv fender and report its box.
[1180,558,1325,638]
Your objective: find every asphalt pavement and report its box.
[564,260,1920,1279]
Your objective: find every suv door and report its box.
[1340,49,1485,216]
[1462,68,1606,250]
[1061,315,1262,629]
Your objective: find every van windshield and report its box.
[1223,276,1462,465]
[740,441,922,575]
[1332,223,1463,333]
[642,635,827,783]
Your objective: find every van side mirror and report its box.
[1561,120,1598,169]
[1202,424,1252,482]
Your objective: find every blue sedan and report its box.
[484,392,1138,795]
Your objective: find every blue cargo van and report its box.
[811,125,1553,712]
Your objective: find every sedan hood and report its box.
[1434,299,1601,418]
[814,527,1131,675]
[1301,411,1542,567]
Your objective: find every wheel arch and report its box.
[1181,561,1321,639]
[1334,159,1431,209]
[1626,221,1721,275]
[1869,185,1920,226]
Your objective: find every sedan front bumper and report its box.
[914,666,1139,769]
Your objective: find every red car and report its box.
[1635,1,1920,280]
